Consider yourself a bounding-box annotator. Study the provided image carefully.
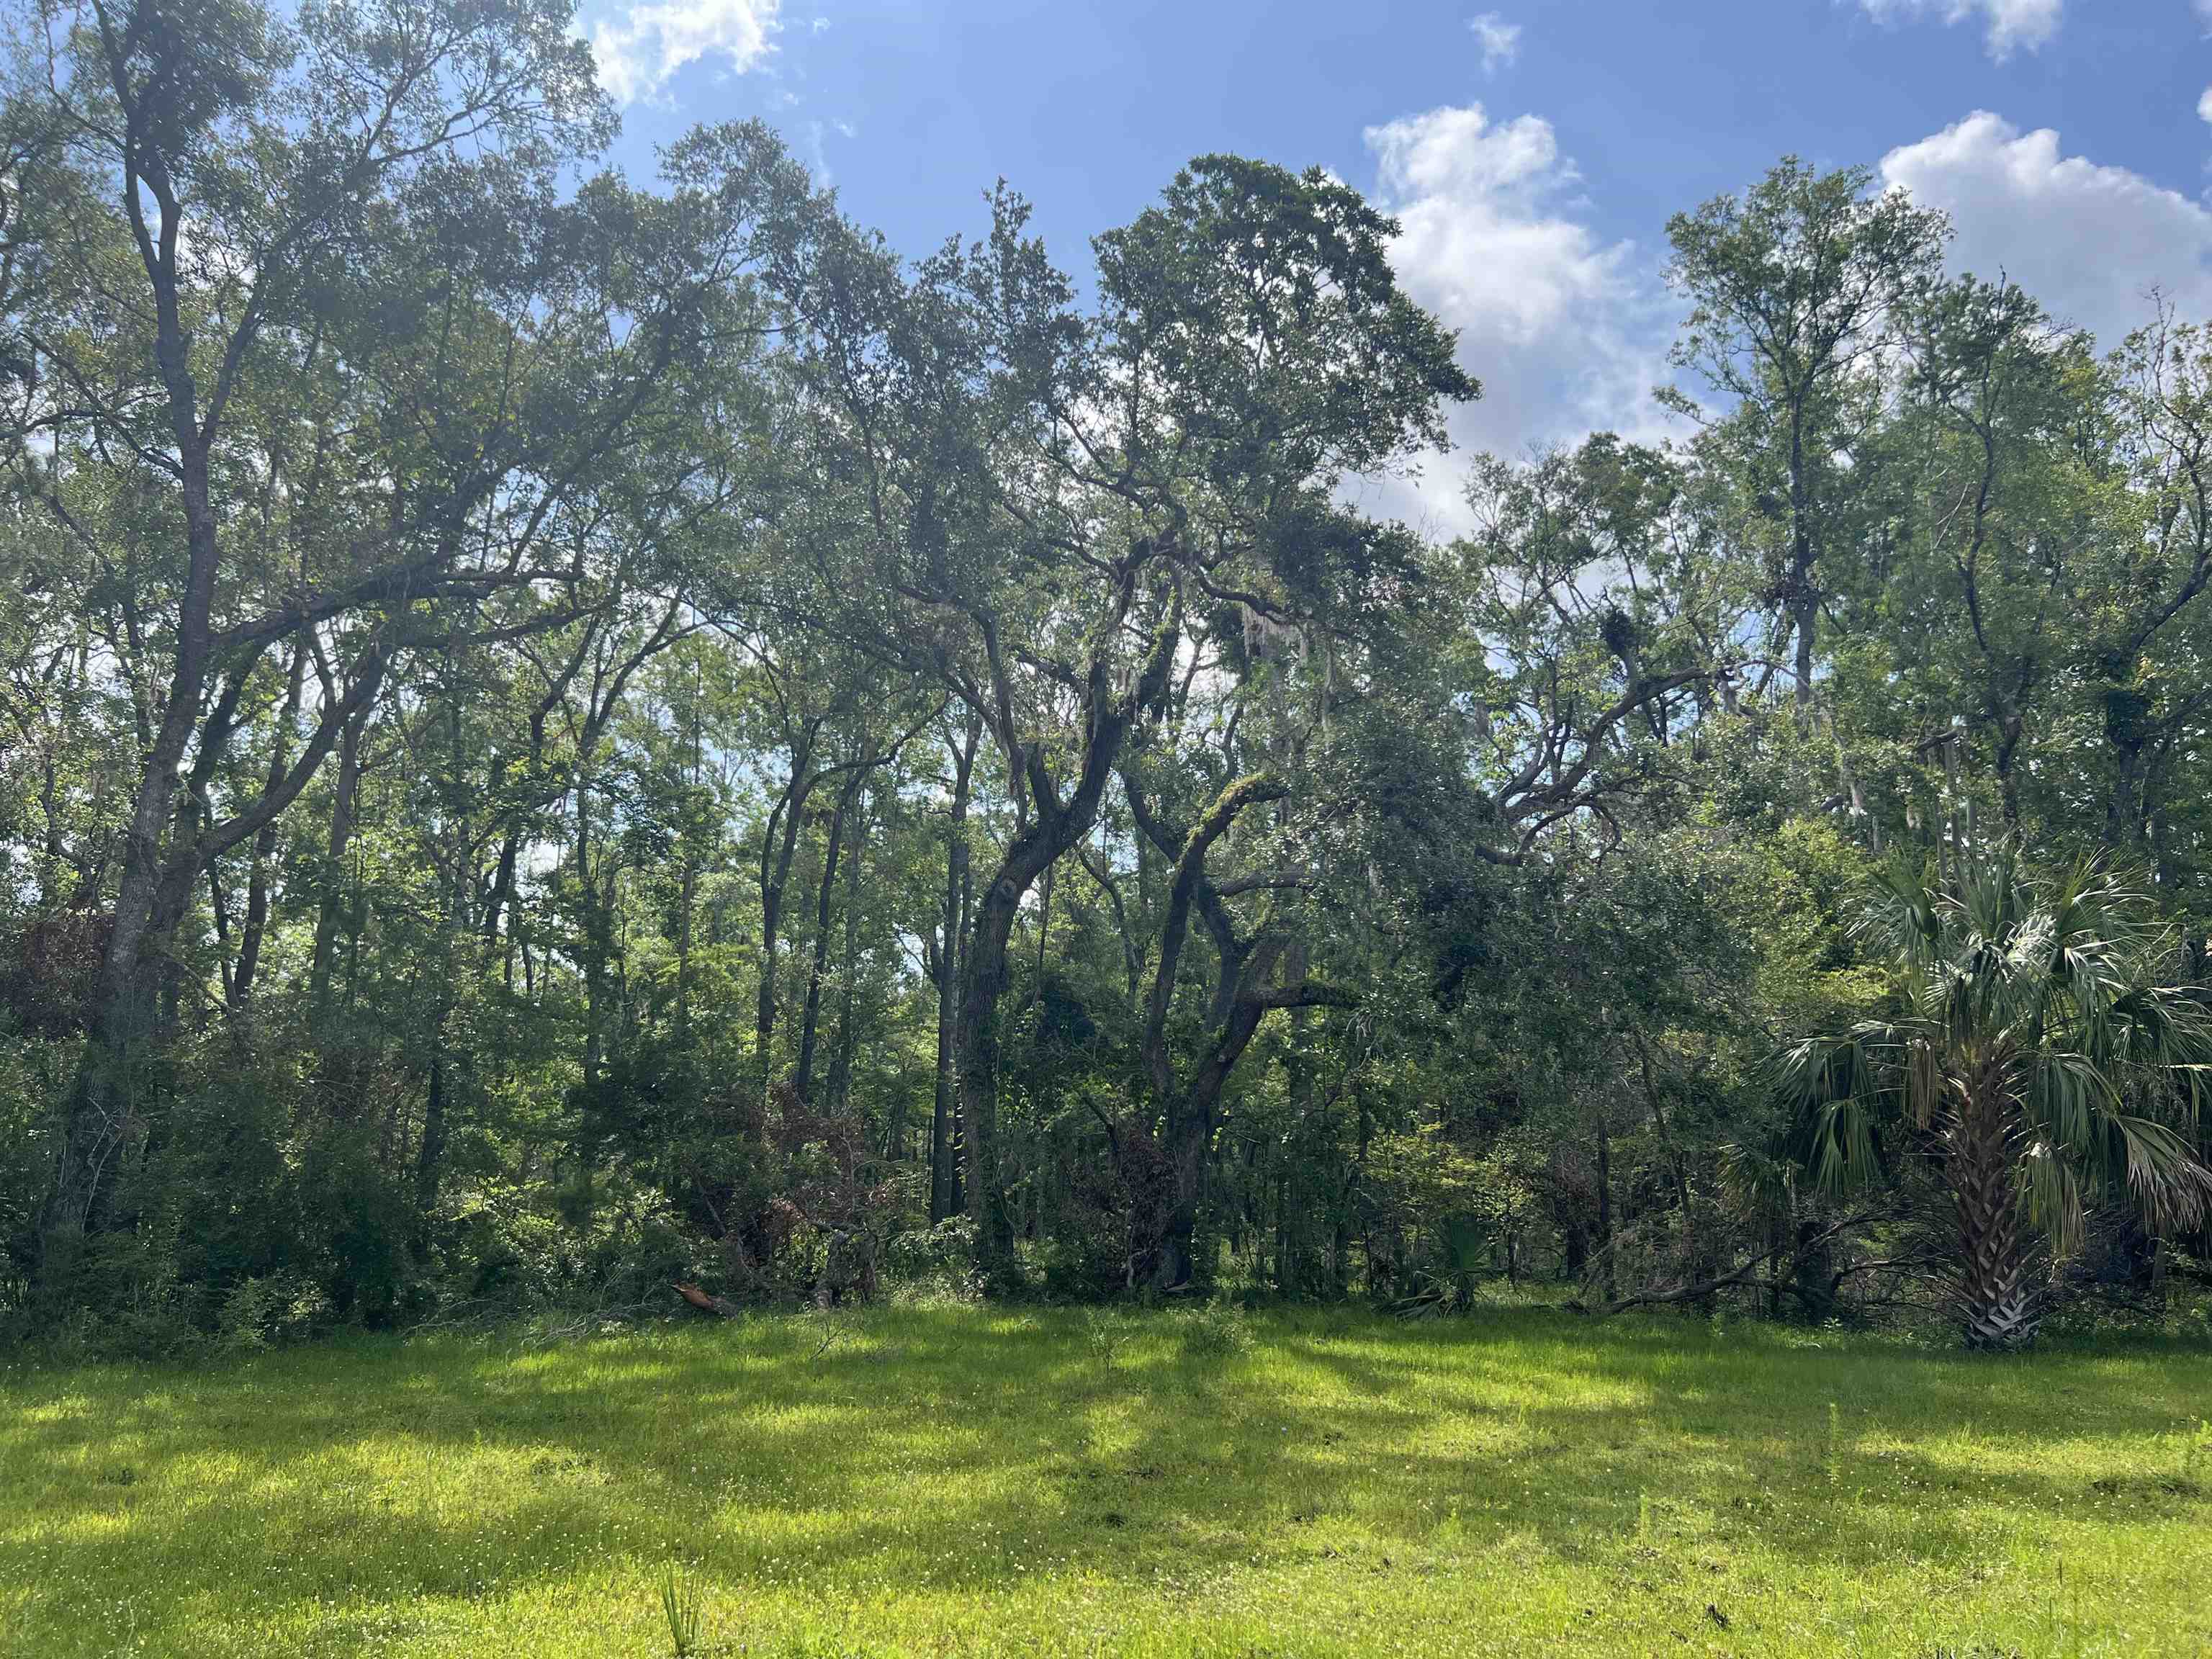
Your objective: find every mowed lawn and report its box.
[3,1308,2210,1657]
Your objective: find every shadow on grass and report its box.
[2,1305,2208,1646]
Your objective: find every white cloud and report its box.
[592,0,779,104]
[2199,85,2212,125]
[1855,0,2062,59]
[1352,104,1676,536]
[801,117,855,183]
[1468,12,1521,74]
[1880,112,2212,349]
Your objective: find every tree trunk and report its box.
[2102,683,2151,855]
[482,827,520,950]
[795,786,853,1104]
[310,703,369,1010]
[1151,1108,1207,1293]
[416,1045,449,1218]
[958,742,1147,1271]
[675,665,703,1046]
[1993,714,2024,830]
[659,831,688,1038]
[65,351,228,1206]
[1948,1081,2033,1348]
[1596,1115,1616,1303]
[755,733,818,1126]
[956,866,1026,1269]
[956,577,1182,1277]
[1791,1213,1838,1323]
[1147,984,1277,1291]
[1789,398,1817,712]
[831,792,863,1117]
[230,645,307,1011]
[950,860,971,1215]
[930,717,979,1222]
[1637,1035,1702,1305]
[1791,588,1817,711]
[576,781,606,1094]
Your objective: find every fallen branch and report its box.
[674,1282,742,1319]
[1574,1210,1886,1316]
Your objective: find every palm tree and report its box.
[1778,849,2212,1349]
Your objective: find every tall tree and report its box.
[781,158,1475,1274]
[7,0,814,1270]
[1665,160,1945,709]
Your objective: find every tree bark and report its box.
[1948,1074,2033,1348]
[1151,987,1270,1290]
[309,701,370,1011]
[795,782,856,1104]
[1635,1033,1701,1304]
[230,644,308,1010]
[575,779,606,1094]
[1116,763,1364,1290]
[1596,1115,1617,1303]
[930,715,980,1222]
[416,1047,449,1217]
[831,794,864,1118]
[754,724,819,1123]
[958,584,1181,1275]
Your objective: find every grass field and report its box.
[3,1305,2210,1657]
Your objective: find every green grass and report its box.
[4,1306,2210,1657]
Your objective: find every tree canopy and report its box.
[2,0,2209,1352]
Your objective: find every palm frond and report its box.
[2015,1140,2085,1256]
[1859,854,1943,974]
[1773,1031,1890,1196]
[1782,843,2212,1250]
[2102,1114,2212,1238]
[2020,1047,2113,1162]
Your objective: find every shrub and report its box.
[885,1215,981,1303]
[1177,1300,1255,1359]
[218,1270,334,1352]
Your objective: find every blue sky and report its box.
[582,0,2212,529]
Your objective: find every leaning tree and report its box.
[773,157,1478,1278]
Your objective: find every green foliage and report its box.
[1172,1299,1255,1359]
[884,1215,980,1294]
[1779,848,2212,1344]
[0,0,2207,1362]
[217,1270,333,1354]
[1082,1305,1134,1363]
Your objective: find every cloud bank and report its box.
[1881,112,2212,348]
